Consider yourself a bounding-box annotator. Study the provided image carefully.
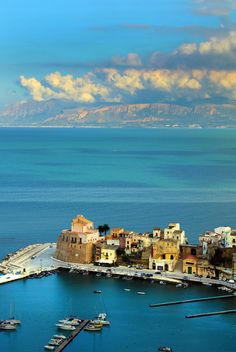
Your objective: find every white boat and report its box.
[44,345,55,350]
[53,334,66,340]
[58,317,81,325]
[56,323,76,331]
[176,283,182,288]
[124,288,131,291]
[3,319,21,325]
[160,281,166,285]
[137,291,146,295]
[202,282,212,286]
[98,313,106,320]
[0,323,17,330]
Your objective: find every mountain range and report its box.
[0,100,236,128]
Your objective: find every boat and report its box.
[124,288,131,291]
[89,320,103,327]
[93,290,102,294]
[159,281,166,285]
[58,316,81,325]
[137,291,146,295]
[98,313,106,320]
[53,334,66,340]
[0,323,17,330]
[202,282,212,286]
[95,312,110,326]
[44,345,55,350]
[176,283,182,288]
[56,323,76,331]
[96,273,102,277]
[84,324,102,332]
[158,346,173,352]
[4,319,21,325]
[48,339,61,346]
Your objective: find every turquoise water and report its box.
[0,128,236,257]
[0,274,236,352]
[0,128,236,351]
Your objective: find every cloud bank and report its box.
[19,32,236,104]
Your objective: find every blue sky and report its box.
[1,0,236,108]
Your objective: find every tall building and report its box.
[54,214,100,264]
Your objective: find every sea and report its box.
[0,128,236,352]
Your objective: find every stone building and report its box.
[54,214,100,264]
[149,239,179,271]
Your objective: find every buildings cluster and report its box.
[54,214,236,279]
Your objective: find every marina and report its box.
[52,320,89,352]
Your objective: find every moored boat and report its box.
[158,346,173,352]
[0,323,17,330]
[84,324,102,332]
[137,291,146,295]
[56,323,76,331]
[44,345,55,350]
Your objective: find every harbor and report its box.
[0,243,235,292]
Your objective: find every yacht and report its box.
[44,345,55,350]
[84,324,102,332]
[53,334,66,340]
[56,323,76,331]
[0,323,17,330]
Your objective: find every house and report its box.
[163,223,187,245]
[54,214,100,264]
[149,239,179,272]
[94,243,118,266]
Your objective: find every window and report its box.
[170,255,174,260]
[191,248,196,256]
[162,254,166,259]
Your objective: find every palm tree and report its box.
[103,224,110,236]
[98,225,105,236]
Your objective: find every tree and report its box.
[98,225,105,236]
[103,224,110,235]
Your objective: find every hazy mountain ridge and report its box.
[0,100,236,128]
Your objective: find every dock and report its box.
[55,320,89,352]
[186,309,236,319]
[149,294,236,307]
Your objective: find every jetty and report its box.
[55,320,89,351]
[186,309,236,319]
[149,294,236,307]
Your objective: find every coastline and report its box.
[1,243,235,291]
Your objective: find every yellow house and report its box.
[95,243,118,265]
[149,239,179,272]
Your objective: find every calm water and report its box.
[0,128,236,351]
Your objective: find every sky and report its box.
[1,0,236,109]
